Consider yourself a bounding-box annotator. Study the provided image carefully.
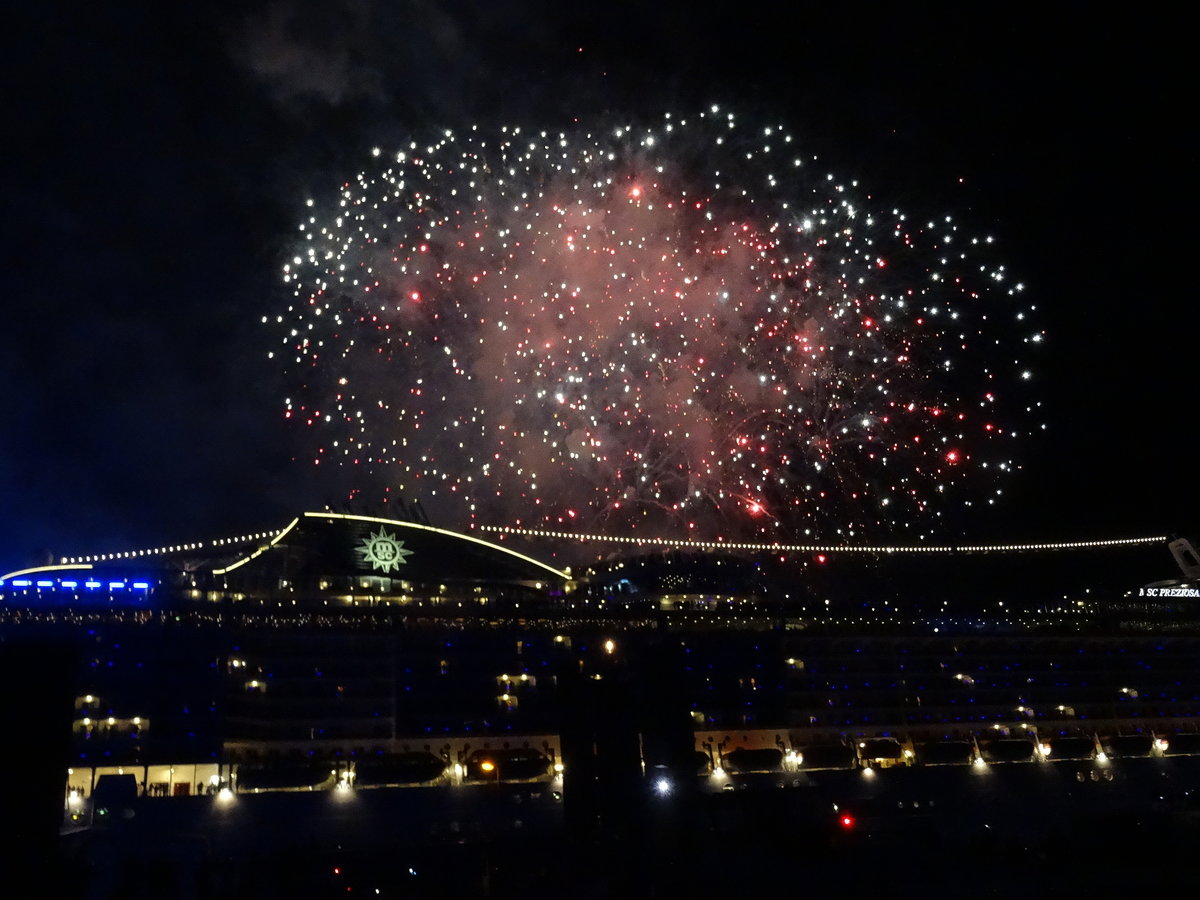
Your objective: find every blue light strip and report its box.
[1,576,157,595]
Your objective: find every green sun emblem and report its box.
[356,527,414,573]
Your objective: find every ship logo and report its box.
[357,527,414,573]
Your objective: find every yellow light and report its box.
[476,525,1166,555]
[480,760,495,773]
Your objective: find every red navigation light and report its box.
[839,814,855,829]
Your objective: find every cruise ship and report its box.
[4,511,1199,897]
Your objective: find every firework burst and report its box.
[270,108,1042,540]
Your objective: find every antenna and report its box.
[1168,538,1200,579]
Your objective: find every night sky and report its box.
[2,2,1194,575]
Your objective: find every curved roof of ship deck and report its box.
[212,512,569,586]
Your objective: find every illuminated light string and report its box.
[61,529,287,566]
[10,512,1164,587]
[478,524,1167,554]
[273,108,1044,543]
[212,518,300,576]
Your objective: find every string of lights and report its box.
[53,519,1166,570]
[477,524,1166,554]
[61,527,290,565]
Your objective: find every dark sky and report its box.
[2,2,1194,574]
